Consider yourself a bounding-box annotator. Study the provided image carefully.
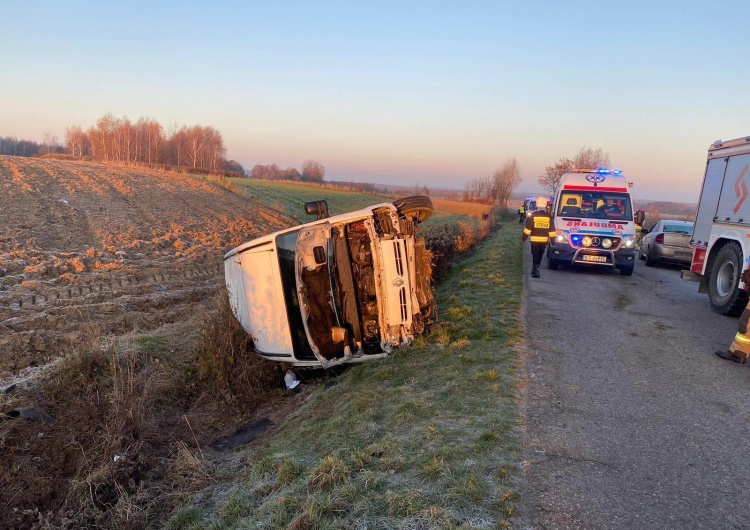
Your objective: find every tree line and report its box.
[1,115,334,183]
[250,159,325,183]
[65,114,238,173]
[1,114,245,175]
[0,134,64,157]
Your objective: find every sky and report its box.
[2,1,749,202]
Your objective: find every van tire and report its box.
[619,264,634,276]
[548,253,559,270]
[393,196,433,223]
[708,241,748,316]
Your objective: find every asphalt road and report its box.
[519,249,750,529]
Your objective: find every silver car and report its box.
[639,220,694,266]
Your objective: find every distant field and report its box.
[642,212,695,230]
[228,178,491,227]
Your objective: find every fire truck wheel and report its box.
[708,241,748,316]
[393,196,433,223]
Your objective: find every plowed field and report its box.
[0,156,291,384]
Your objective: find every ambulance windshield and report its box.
[557,192,632,221]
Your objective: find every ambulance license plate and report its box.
[582,255,607,263]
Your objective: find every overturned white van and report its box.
[224,197,436,368]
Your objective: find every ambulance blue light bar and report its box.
[596,168,623,176]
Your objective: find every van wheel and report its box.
[708,241,748,316]
[548,253,559,270]
[393,196,433,223]
[620,264,634,276]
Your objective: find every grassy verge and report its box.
[172,220,525,529]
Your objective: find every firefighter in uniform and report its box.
[518,204,526,223]
[522,197,556,278]
[716,268,750,364]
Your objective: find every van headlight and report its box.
[623,236,635,248]
[555,233,568,244]
[601,238,613,249]
[582,236,593,247]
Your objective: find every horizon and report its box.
[3,1,749,203]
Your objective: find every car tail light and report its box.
[655,233,664,244]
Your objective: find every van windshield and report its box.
[557,191,632,221]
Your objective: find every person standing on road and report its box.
[716,269,750,364]
[522,197,556,278]
[518,204,526,223]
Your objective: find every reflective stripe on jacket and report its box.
[523,210,556,243]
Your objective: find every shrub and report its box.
[195,291,279,403]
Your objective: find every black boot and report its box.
[715,350,746,364]
[531,266,540,278]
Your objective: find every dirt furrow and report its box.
[0,155,295,382]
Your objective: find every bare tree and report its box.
[572,147,610,170]
[301,159,325,182]
[492,157,521,207]
[538,148,610,194]
[40,131,60,155]
[65,126,89,157]
[538,157,573,195]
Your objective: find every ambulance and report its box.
[547,169,641,276]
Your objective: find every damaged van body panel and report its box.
[224,234,295,358]
[224,197,435,368]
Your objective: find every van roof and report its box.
[558,170,629,193]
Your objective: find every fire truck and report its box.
[683,135,750,315]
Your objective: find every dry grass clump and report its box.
[195,291,279,403]
[422,207,502,280]
[1,290,285,529]
[206,173,241,195]
[93,260,123,271]
[67,257,87,273]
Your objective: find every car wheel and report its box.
[392,195,433,223]
[708,241,748,316]
[644,245,656,267]
[620,264,634,276]
[638,247,646,260]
